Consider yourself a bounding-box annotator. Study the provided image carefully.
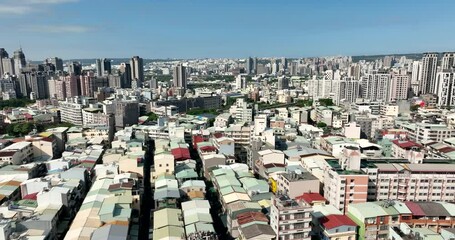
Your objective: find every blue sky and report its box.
[1,0,455,60]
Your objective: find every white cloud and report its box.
[0,5,32,15]
[20,25,92,33]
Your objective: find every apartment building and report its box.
[364,163,455,202]
[276,172,320,199]
[224,125,251,146]
[270,194,313,240]
[0,142,33,165]
[348,201,455,240]
[323,151,369,213]
[397,122,455,143]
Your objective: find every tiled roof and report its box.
[320,214,357,230]
[296,193,326,204]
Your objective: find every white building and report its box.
[360,72,391,102]
[229,98,253,123]
[437,71,455,107]
[0,142,33,165]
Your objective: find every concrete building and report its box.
[420,53,438,94]
[0,142,33,165]
[229,98,253,124]
[130,56,144,87]
[437,71,455,107]
[276,171,320,199]
[389,73,410,101]
[442,52,455,70]
[270,194,313,240]
[360,72,391,102]
[114,100,139,129]
[323,158,369,213]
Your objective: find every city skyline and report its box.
[1,0,455,60]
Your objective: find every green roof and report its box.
[348,202,390,220]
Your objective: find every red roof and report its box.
[296,193,326,204]
[405,201,425,216]
[236,211,268,225]
[320,214,357,230]
[23,192,38,200]
[392,139,421,149]
[24,113,33,120]
[438,147,455,153]
[192,136,204,149]
[171,148,191,161]
[213,133,223,139]
[199,145,217,153]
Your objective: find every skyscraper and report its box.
[277,76,289,90]
[130,56,144,87]
[13,48,26,75]
[419,53,438,94]
[95,59,103,77]
[102,58,111,75]
[360,71,391,102]
[173,64,187,89]
[119,63,132,88]
[389,73,410,102]
[252,57,258,75]
[0,48,8,76]
[441,52,455,70]
[281,57,288,70]
[245,57,254,75]
[96,58,112,77]
[46,57,63,71]
[68,62,82,76]
[437,71,455,107]
[65,74,79,98]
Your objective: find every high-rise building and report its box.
[389,73,410,101]
[271,59,279,74]
[55,79,66,100]
[290,61,299,75]
[334,78,360,104]
[114,100,139,129]
[13,48,26,75]
[235,75,246,90]
[173,64,187,89]
[410,61,422,95]
[436,71,455,107]
[64,74,79,98]
[252,57,257,74]
[277,76,289,90]
[441,52,455,70]
[1,58,15,75]
[149,77,158,89]
[102,58,111,76]
[119,63,132,88]
[360,72,391,102]
[67,62,82,76]
[95,59,102,77]
[281,57,288,70]
[419,53,438,94]
[46,57,63,71]
[245,57,253,75]
[130,56,144,87]
[0,48,8,76]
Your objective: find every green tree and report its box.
[317,122,327,128]
[410,105,420,112]
[146,112,159,121]
[319,98,334,106]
